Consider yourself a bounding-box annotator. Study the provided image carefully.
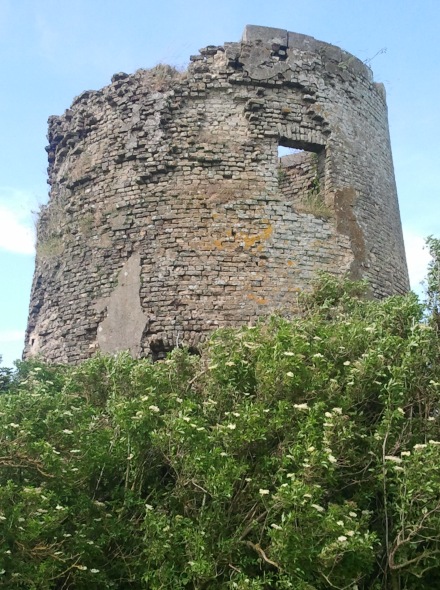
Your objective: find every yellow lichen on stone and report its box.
[247,293,268,305]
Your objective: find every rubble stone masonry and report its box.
[24,25,409,362]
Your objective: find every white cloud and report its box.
[0,331,25,368]
[34,11,59,62]
[403,229,432,294]
[0,188,36,255]
[0,330,24,344]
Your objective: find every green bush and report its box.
[0,276,439,589]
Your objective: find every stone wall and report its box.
[24,25,410,362]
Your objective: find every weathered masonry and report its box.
[25,25,409,362]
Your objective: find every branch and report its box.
[0,454,55,478]
[245,541,280,569]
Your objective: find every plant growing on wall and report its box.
[297,174,332,219]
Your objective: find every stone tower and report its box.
[24,25,409,362]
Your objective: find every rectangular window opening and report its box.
[277,138,329,217]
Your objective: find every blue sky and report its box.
[1,0,439,367]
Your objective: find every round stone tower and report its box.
[24,25,409,362]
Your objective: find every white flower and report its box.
[293,403,309,410]
[271,523,282,530]
[55,505,64,510]
[9,423,20,429]
[343,360,351,366]
[225,361,235,366]
[328,454,337,464]
[332,407,342,414]
[259,489,270,495]
[400,451,411,456]
[349,511,357,518]
[62,429,73,435]
[307,446,315,452]
[429,440,440,445]
[313,353,324,359]
[90,569,100,573]
[227,423,236,430]
[414,444,427,450]
[208,364,218,370]
[220,452,228,457]
[338,535,347,542]
[311,504,324,512]
[77,565,87,571]
[145,504,153,511]
[70,449,81,454]
[325,412,332,418]
[176,398,183,403]
[286,371,294,378]
[283,351,295,356]
[232,412,240,417]
[346,530,355,536]
[148,405,160,413]
[384,455,402,463]
[127,454,134,460]
[336,520,344,526]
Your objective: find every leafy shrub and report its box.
[0,276,439,589]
